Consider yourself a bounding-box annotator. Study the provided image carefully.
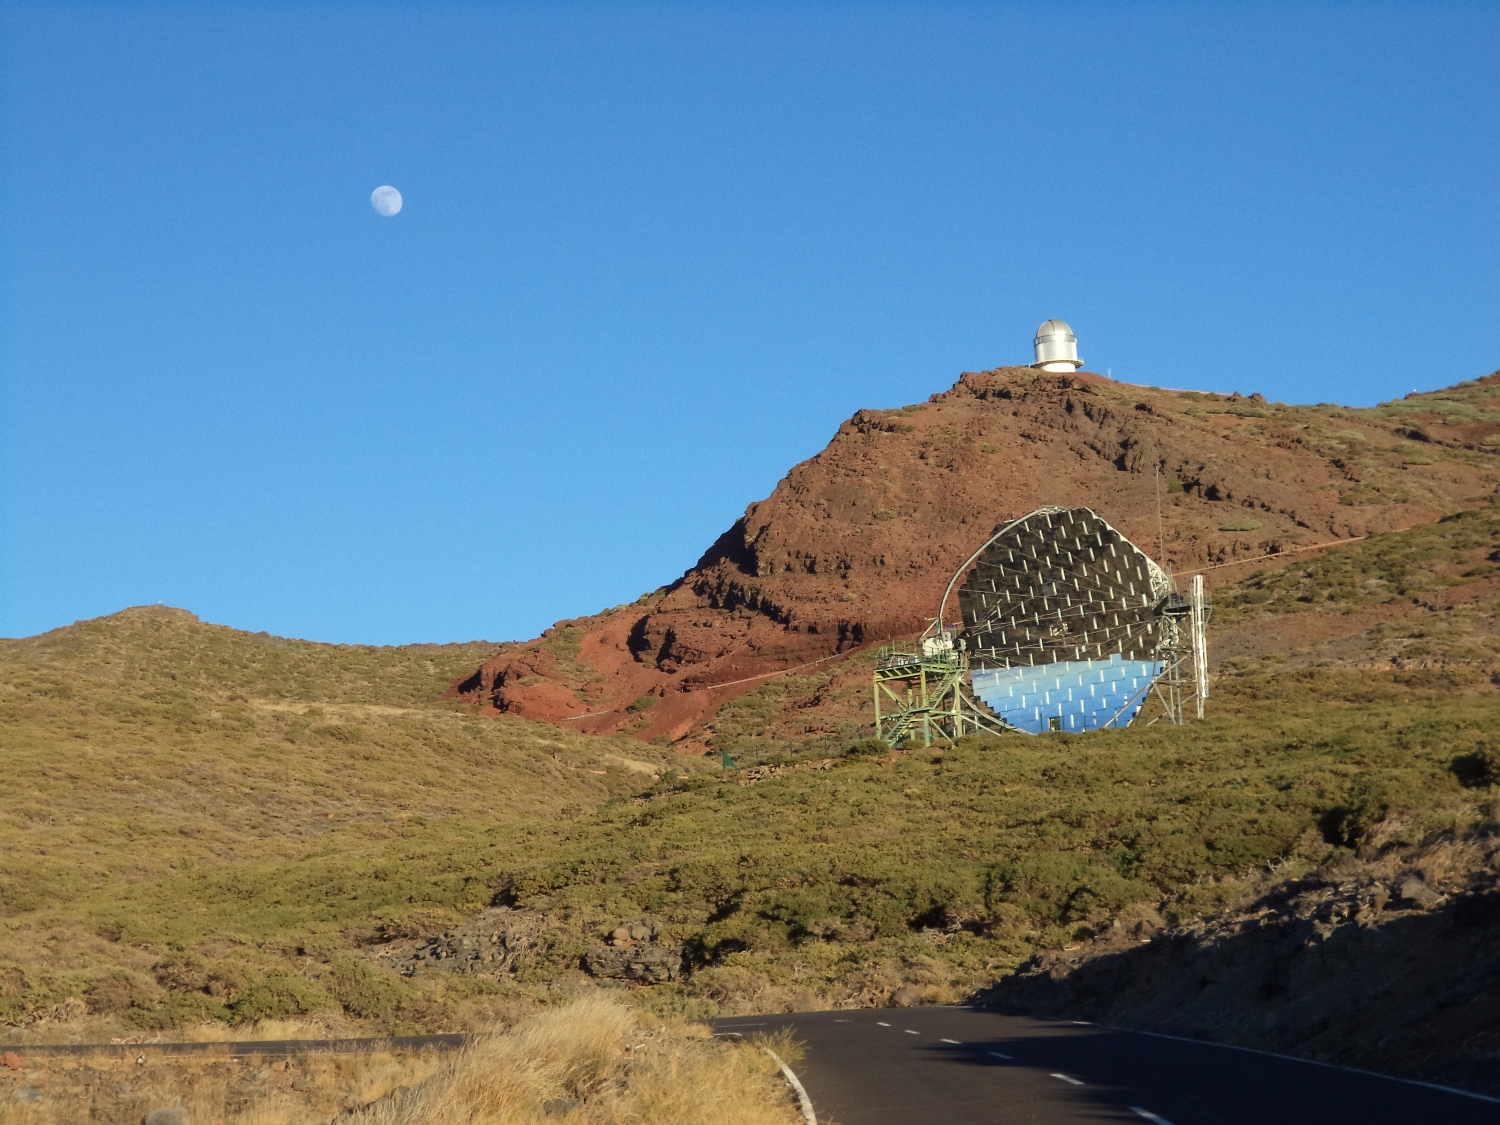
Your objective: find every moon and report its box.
[370,185,402,217]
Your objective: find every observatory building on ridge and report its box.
[1032,319,1083,372]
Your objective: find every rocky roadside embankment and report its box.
[977,831,1500,1097]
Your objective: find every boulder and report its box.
[1398,878,1443,907]
[890,983,925,1008]
[582,943,683,984]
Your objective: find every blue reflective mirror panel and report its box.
[970,655,1165,734]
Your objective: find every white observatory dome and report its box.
[1032,319,1083,372]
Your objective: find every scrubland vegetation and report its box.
[2,508,1496,1081]
[0,610,678,1033]
[1217,504,1500,619]
[500,671,1498,1016]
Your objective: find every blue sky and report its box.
[2,3,1496,645]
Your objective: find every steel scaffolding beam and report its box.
[872,635,1011,748]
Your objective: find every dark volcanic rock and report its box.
[582,943,684,984]
[393,907,545,979]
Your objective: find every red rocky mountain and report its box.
[451,366,1500,744]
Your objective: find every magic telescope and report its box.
[872,506,1210,746]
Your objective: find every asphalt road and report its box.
[712,1007,1499,1125]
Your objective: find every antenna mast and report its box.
[1155,465,1166,565]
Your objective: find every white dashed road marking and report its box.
[1051,1073,1085,1086]
[1130,1109,1175,1125]
[940,1038,961,1044]
[877,1021,891,1027]
[987,1051,1013,1060]
[904,1029,920,1035]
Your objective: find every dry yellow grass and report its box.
[347,994,799,1125]
[0,1045,440,1125]
[0,996,801,1125]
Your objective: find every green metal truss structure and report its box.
[871,632,1013,748]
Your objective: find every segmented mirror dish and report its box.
[957,506,1170,734]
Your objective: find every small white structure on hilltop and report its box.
[1032,319,1083,372]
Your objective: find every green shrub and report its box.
[1319,775,1402,847]
[0,965,44,1024]
[228,973,333,1023]
[312,723,365,742]
[153,953,209,993]
[326,957,410,1020]
[84,970,160,1016]
[988,853,1152,924]
[1453,745,1500,788]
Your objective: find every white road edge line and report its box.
[940,1038,961,1044]
[1051,1073,1085,1086]
[1130,1109,1175,1125]
[765,1048,816,1125]
[1119,1025,1500,1106]
[987,1051,1013,1060]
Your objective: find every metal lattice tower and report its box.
[1136,572,1212,726]
[871,628,1010,748]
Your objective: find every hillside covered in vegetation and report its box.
[3,505,1497,1093]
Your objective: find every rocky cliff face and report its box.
[452,366,1500,743]
[977,833,1500,1097]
